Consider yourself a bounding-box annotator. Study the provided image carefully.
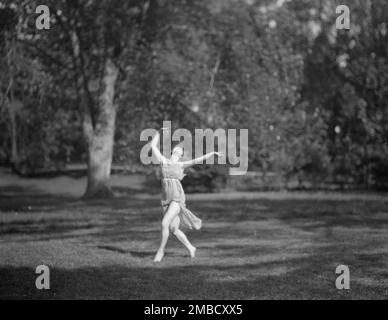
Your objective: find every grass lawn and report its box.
[0,171,388,299]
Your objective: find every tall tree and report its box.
[10,0,148,197]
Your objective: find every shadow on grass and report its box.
[1,258,386,300]
[1,192,388,244]
[0,185,74,212]
[96,246,156,257]
[3,183,387,234]
[0,184,152,211]
[0,220,97,236]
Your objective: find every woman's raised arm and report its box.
[150,131,167,163]
[180,152,224,168]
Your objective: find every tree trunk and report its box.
[5,98,20,165]
[83,59,119,198]
[7,100,18,164]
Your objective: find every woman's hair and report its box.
[172,144,184,158]
[172,145,183,154]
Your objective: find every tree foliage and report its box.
[1,0,387,190]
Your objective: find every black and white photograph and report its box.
[0,0,387,303]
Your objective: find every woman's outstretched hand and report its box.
[214,152,225,157]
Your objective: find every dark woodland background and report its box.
[1,0,388,197]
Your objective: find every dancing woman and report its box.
[151,128,223,262]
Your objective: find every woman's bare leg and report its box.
[154,201,180,262]
[170,217,196,258]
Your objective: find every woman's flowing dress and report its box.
[160,161,202,230]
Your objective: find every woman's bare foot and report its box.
[153,250,164,262]
[189,246,196,258]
